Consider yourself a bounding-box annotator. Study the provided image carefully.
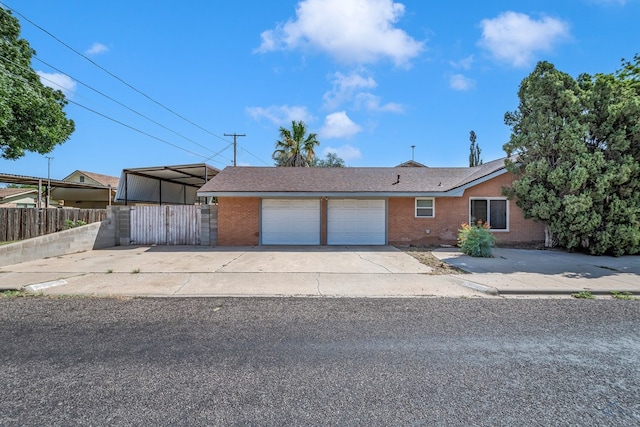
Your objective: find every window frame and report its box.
[469,197,509,231]
[415,197,435,218]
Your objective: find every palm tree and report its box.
[272,120,320,167]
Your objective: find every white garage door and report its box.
[261,199,320,245]
[327,199,386,245]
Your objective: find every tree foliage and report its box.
[313,152,345,167]
[503,59,640,256]
[272,120,319,167]
[468,130,482,167]
[0,8,75,160]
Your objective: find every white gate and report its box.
[130,205,201,245]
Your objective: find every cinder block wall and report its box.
[199,205,218,246]
[0,210,116,267]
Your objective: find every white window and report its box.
[470,198,508,231]
[415,198,435,218]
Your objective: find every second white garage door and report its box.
[261,199,320,245]
[327,199,386,245]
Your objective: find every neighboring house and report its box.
[396,160,428,168]
[0,188,40,208]
[197,157,545,246]
[51,170,119,208]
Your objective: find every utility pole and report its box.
[224,133,246,167]
[45,156,53,208]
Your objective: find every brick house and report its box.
[197,157,545,246]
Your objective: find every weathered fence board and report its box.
[0,208,106,242]
[130,205,200,245]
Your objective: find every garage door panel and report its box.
[328,199,386,245]
[262,199,320,245]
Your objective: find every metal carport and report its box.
[115,163,219,205]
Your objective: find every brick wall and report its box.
[388,173,545,246]
[218,197,260,246]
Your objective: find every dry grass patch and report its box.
[400,246,467,275]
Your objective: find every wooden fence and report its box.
[130,205,201,245]
[0,208,106,242]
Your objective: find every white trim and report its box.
[469,197,509,232]
[415,197,435,218]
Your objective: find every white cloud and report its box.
[36,71,77,97]
[479,11,570,67]
[449,55,474,70]
[320,111,362,139]
[354,93,404,112]
[255,0,424,66]
[323,71,403,113]
[323,71,377,109]
[246,105,314,125]
[449,74,475,91]
[322,144,362,161]
[85,42,109,56]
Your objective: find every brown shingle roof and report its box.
[0,187,38,200]
[75,171,119,187]
[198,157,508,195]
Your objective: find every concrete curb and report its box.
[23,280,68,293]
[457,279,500,296]
[498,289,639,296]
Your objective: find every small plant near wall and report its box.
[458,222,495,257]
[64,219,87,229]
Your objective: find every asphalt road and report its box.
[1,297,639,426]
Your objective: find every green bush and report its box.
[458,222,496,257]
[64,219,87,229]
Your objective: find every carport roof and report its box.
[198,157,510,197]
[115,163,220,204]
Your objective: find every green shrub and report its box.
[64,219,87,229]
[458,222,496,257]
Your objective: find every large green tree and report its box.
[313,152,345,167]
[0,8,74,160]
[272,120,319,167]
[503,60,640,255]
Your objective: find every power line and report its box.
[0,62,229,166]
[0,53,233,164]
[31,55,231,161]
[239,145,271,166]
[68,100,227,165]
[1,2,272,167]
[1,1,232,145]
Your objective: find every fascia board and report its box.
[197,190,467,198]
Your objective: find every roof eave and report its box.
[197,189,466,198]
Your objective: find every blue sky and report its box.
[1,0,639,181]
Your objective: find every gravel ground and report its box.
[1,297,639,426]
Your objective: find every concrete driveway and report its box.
[0,245,488,298]
[432,248,640,295]
[2,245,638,298]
